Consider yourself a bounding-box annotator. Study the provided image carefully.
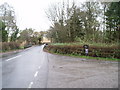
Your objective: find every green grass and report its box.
[20,46,24,49]
[57,53,119,61]
[46,50,120,61]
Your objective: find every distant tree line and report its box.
[46,1,120,43]
[19,28,44,45]
[0,3,45,46]
[0,2,18,42]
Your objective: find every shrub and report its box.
[2,42,10,51]
[0,42,2,52]
[2,42,21,52]
[44,45,120,59]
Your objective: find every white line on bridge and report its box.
[28,82,33,88]
[38,66,41,69]
[34,71,39,77]
[6,55,22,61]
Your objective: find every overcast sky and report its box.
[0,0,118,31]
[0,0,87,31]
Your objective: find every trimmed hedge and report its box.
[44,45,120,59]
[1,42,21,52]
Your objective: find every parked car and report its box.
[24,44,32,48]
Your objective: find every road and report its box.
[1,45,119,88]
[2,45,49,88]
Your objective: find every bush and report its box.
[2,42,10,51]
[0,42,2,52]
[1,42,21,52]
[44,45,120,59]
[9,42,20,50]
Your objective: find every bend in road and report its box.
[2,45,48,88]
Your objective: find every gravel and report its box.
[47,53,118,88]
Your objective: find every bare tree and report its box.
[0,2,16,37]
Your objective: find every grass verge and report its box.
[44,49,120,61]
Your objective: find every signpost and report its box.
[83,45,89,56]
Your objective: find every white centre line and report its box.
[38,66,41,69]
[6,55,22,61]
[28,82,33,88]
[34,71,39,77]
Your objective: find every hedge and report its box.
[1,42,21,52]
[44,45,120,59]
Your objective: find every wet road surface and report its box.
[2,45,49,88]
[1,45,119,88]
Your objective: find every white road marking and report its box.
[28,82,33,88]
[28,66,41,88]
[6,55,22,61]
[34,71,39,77]
[38,66,41,69]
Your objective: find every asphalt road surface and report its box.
[2,45,49,88]
[1,45,119,88]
